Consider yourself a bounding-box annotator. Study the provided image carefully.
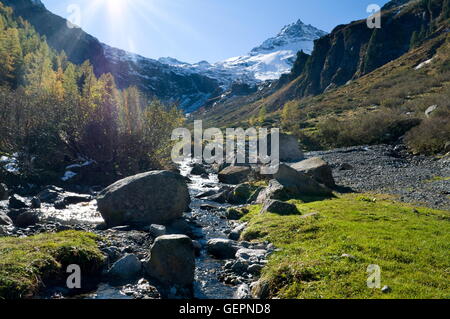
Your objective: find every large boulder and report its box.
[0,183,9,200]
[97,171,190,227]
[218,166,252,185]
[264,133,305,162]
[144,235,195,288]
[260,200,300,216]
[14,210,41,228]
[290,157,336,188]
[273,164,332,197]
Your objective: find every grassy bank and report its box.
[0,231,105,299]
[241,194,450,299]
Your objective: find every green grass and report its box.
[424,176,450,183]
[0,231,105,299]
[241,194,450,299]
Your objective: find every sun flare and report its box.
[95,0,130,16]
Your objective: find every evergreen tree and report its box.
[0,28,22,86]
[22,42,56,92]
[258,106,267,125]
[281,100,303,132]
[63,63,79,97]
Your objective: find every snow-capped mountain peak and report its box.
[251,19,327,55]
[159,19,327,86]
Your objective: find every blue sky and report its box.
[41,0,390,63]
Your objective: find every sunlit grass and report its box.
[241,193,450,299]
[0,231,105,299]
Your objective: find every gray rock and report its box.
[231,260,250,273]
[382,285,392,293]
[225,208,243,220]
[108,254,142,280]
[14,210,40,228]
[207,238,239,259]
[54,200,67,210]
[279,133,305,162]
[339,163,353,171]
[256,179,288,203]
[195,190,217,199]
[248,264,264,275]
[235,284,252,299]
[247,186,265,204]
[218,166,252,185]
[149,224,166,237]
[8,195,27,209]
[97,171,190,227]
[203,191,230,204]
[0,225,9,236]
[260,200,300,216]
[30,197,41,209]
[0,183,9,200]
[235,248,267,261]
[228,183,253,204]
[102,246,121,262]
[190,163,207,176]
[37,186,63,203]
[273,164,333,197]
[228,223,247,241]
[251,279,270,299]
[290,157,336,188]
[144,235,195,288]
[0,212,13,226]
[264,133,305,162]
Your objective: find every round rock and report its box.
[144,235,195,288]
[97,171,190,227]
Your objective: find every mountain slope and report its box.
[0,0,221,111]
[195,0,450,127]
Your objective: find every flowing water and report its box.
[37,160,238,299]
[178,161,236,299]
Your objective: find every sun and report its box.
[94,0,130,17]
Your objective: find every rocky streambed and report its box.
[0,159,272,299]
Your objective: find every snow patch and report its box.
[61,171,77,182]
[0,155,19,173]
[415,57,434,70]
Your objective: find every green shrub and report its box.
[318,109,420,147]
[405,111,450,154]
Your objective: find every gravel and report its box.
[307,144,450,210]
